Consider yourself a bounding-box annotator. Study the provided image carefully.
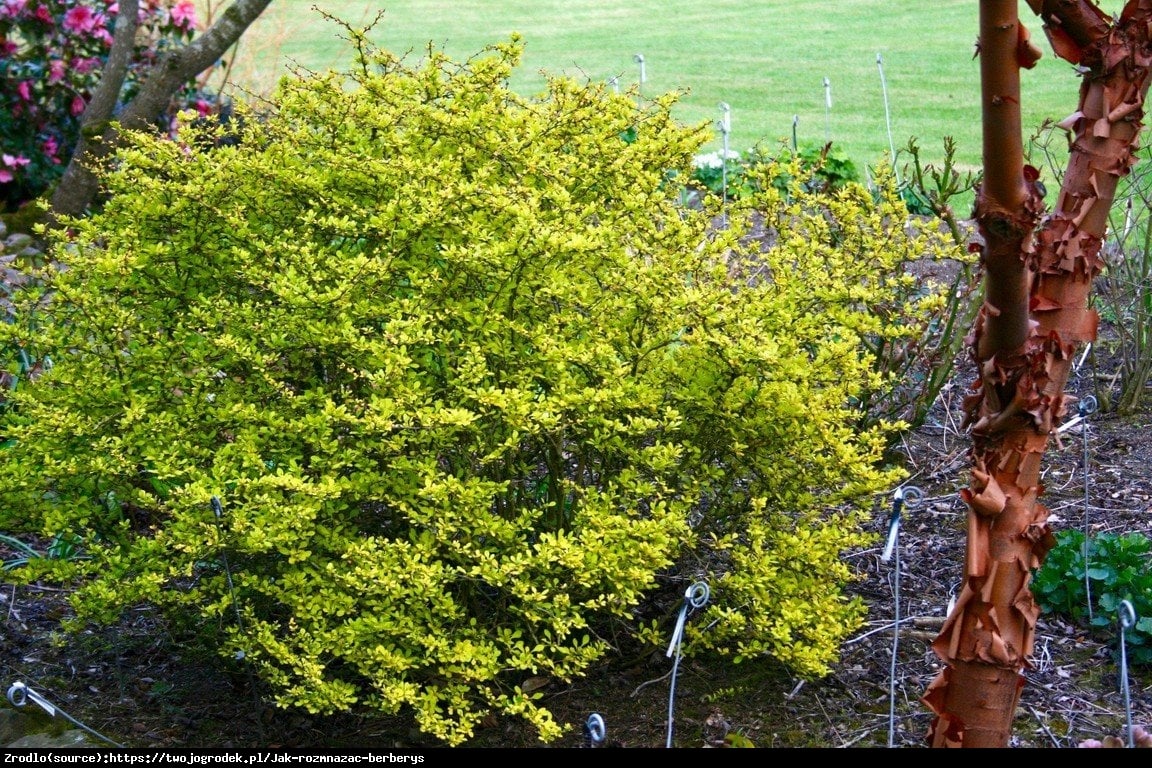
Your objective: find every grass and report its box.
[205,1,1090,211]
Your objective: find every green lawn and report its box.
[214,1,1088,200]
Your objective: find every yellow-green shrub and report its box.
[0,32,952,744]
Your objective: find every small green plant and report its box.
[724,732,756,748]
[0,532,85,570]
[897,136,981,224]
[787,141,860,193]
[689,149,748,199]
[688,141,860,203]
[1032,529,1152,665]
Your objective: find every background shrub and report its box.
[688,140,860,202]
[0,32,958,744]
[0,0,216,211]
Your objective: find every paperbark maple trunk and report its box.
[923,0,1152,748]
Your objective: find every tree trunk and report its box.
[48,0,275,222]
[923,0,1152,747]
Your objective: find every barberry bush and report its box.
[0,0,208,211]
[0,31,960,744]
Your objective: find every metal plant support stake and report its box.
[212,495,248,651]
[665,581,710,748]
[584,712,607,747]
[876,52,899,184]
[1078,395,1098,622]
[718,102,732,218]
[210,496,266,740]
[881,485,923,748]
[823,77,832,143]
[1118,600,1137,748]
[792,114,799,152]
[7,681,125,748]
[633,53,645,100]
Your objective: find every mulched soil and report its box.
[2,328,1151,750]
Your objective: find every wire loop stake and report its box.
[882,485,922,748]
[1076,395,1098,622]
[881,485,922,563]
[7,681,124,748]
[1118,600,1137,748]
[823,76,832,142]
[210,496,266,741]
[584,712,606,747]
[665,581,709,748]
[717,102,732,217]
[876,52,899,184]
[211,495,247,655]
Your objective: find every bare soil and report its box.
[2,330,1151,750]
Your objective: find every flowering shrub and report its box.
[0,0,212,211]
[690,148,745,197]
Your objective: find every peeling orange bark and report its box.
[923,0,1152,748]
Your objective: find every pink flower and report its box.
[0,0,28,19]
[64,6,100,34]
[47,58,66,83]
[2,153,33,182]
[70,95,86,116]
[16,80,31,101]
[1,39,17,56]
[74,56,101,74]
[194,98,213,116]
[41,135,60,163]
[33,3,50,23]
[169,0,196,30]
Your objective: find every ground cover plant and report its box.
[0,20,970,745]
[1033,529,1152,666]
